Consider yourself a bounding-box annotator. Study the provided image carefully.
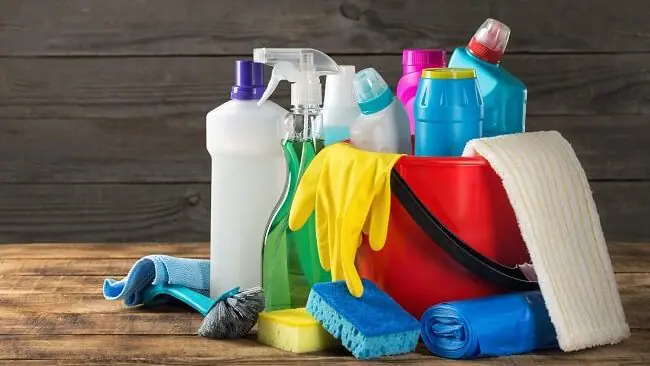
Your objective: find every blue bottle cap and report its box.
[353,68,394,115]
[231,60,266,100]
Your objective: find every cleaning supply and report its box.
[322,65,360,145]
[414,68,483,157]
[396,49,446,135]
[254,48,338,311]
[257,307,339,353]
[350,68,412,154]
[306,279,420,359]
[141,282,264,339]
[206,60,287,298]
[421,291,558,359]
[448,18,526,137]
[103,255,264,339]
[462,131,630,351]
[103,255,210,306]
[356,156,536,318]
[289,143,403,298]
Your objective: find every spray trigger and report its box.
[258,68,283,106]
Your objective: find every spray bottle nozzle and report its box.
[253,48,340,106]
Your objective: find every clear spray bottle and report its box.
[254,48,339,310]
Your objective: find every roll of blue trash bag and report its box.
[421,291,558,359]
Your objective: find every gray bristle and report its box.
[198,287,265,339]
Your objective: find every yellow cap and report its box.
[421,68,476,79]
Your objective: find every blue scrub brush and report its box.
[306,279,420,359]
[142,282,264,339]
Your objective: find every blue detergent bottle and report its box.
[449,18,527,137]
[414,68,483,157]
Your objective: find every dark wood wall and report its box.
[0,0,648,243]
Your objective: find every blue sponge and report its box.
[306,279,420,359]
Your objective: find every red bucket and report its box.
[357,156,534,318]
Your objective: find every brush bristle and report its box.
[198,287,265,339]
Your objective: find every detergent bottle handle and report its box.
[390,170,539,292]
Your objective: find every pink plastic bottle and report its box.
[396,49,446,134]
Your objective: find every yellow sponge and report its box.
[257,307,339,353]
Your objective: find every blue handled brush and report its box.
[142,282,264,339]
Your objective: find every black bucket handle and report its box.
[390,169,539,291]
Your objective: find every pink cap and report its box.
[468,18,511,64]
[402,49,446,75]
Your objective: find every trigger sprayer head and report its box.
[253,48,340,107]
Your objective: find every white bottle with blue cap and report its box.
[206,60,288,298]
[350,68,412,154]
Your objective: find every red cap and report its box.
[467,18,510,64]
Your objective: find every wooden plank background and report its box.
[0,0,648,243]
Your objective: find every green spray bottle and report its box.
[254,48,339,311]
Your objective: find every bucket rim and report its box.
[398,156,488,167]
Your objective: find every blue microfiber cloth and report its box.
[103,255,209,306]
[421,291,559,359]
[306,279,420,359]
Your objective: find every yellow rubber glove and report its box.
[288,143,403,297]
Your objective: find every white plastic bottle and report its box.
[350,68,412,154]
[206,60,287,298]
[322,65,360,145]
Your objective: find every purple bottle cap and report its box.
[402,49,447,75]
[231,60,265,100]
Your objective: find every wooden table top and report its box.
[0,242,648,365]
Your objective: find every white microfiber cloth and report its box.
[462,131,630,352]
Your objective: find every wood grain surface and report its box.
[0,115,648,183]
[1,55,649,183]
[0,272,647,333]
[0,182,647,243]
[0,184,208,243]
[2,55,649,120]
[0,242,647,365]
[0,0,648,56]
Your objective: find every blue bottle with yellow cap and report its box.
[413,68,484,157]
